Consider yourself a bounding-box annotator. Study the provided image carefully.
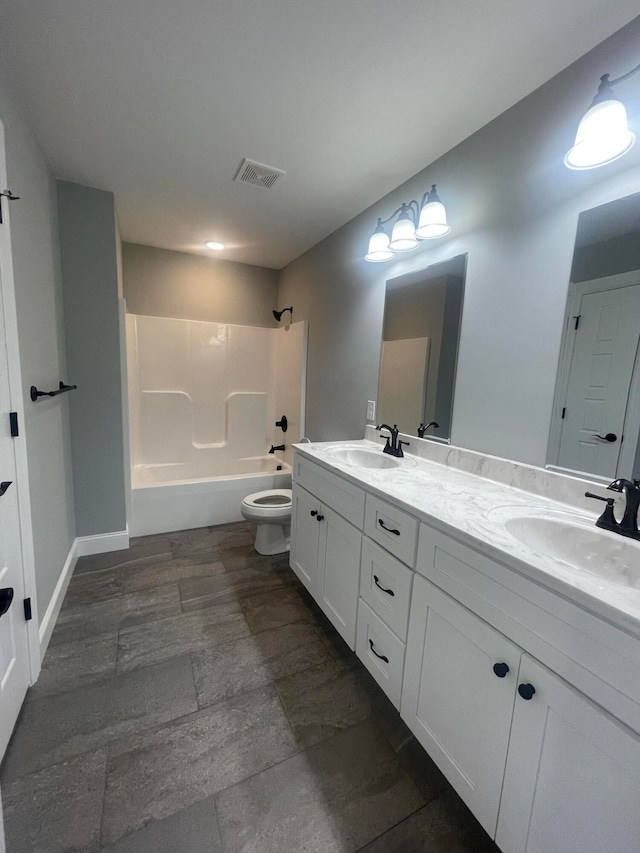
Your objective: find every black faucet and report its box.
[585,478,640,540]
[607,478,640,540]
[418,421,439,438]
[375,424,408,458]
[269,444,285,454]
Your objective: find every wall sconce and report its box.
[365,185,450,263]
[565,64,639,170]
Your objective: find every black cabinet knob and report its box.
[493,662,509,678]
[310,510,318,517]
[316,514,324,522]
[517,683,536,701]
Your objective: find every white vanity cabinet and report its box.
[402,576,522,837]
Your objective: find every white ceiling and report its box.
[1,1,638,269]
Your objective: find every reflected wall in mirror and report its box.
[377,255,466,442]
[547,191,640,483]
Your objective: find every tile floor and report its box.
[1,522,499,853]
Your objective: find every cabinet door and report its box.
[496,655,640,853]
[316,505,362,649]
[401,577,521,838]
[290,484,321,594]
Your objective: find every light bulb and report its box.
[365,223,394,262]
[206,241,225,250]
[389,212,418,252]
[564,98,635,170]
[416,185,451,239]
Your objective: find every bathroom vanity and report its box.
[290,436,640,853]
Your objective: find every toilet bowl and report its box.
[241,488,292,555]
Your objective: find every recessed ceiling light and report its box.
[206,241,225,250]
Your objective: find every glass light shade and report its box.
[416,199,451,239]
[389,215,419,251]
[365,228,394,262]
[206,241,225,250]
[564,98,635,170]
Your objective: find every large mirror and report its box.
[547,191,640,482]
[377,254,467,441]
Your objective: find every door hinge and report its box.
[573,315,581,330]
[561,407,566,419]
[9,412,19,437]
[0,189,20,224]
[23,597,32,621]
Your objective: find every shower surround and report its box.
[126,314,306,535]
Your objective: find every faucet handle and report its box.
[585,492,618,530]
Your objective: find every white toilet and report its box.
[241,488,292,555]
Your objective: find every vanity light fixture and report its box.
[206,241,225,250]
[565,65,639,170]
[365,185,450,263]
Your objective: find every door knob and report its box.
[517,683,536,700]
[493,662,509,678]
[593,433,617,442]
[0,588,14,617]
[0,481,12,497]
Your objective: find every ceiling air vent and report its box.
[233,158,285,190]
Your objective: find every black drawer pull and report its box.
[493,662,509,678]
[0,588,14,618]
[369,639,389,663]
[373,575,395,596]
[378,519,400,535]
[518,683,536,701]
[310,510,318,516]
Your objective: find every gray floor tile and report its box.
[123,555,225,593]
[116,604,250,672]
[74,537,172,574]
[275,659,376,748]
[179,565,287,612]
[356,789,498,853]
[1,750,107,853]
[63,566,124,607]
[36,631,118,696]
[170,523,254,560]
[219,543,289,573]
[51,584,182,645]
[2,657,197,781]
[101,797,223,853]
[241,585,318,633]
[215,718,425,853]
[101,684,298,845]
[193,620,333,707]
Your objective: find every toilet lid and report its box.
[243,488,292,507]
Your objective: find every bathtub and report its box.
[130,456,292,536]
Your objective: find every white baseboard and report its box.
[38,539,78,659]
[76,527,130,557]
[37,527,129,660]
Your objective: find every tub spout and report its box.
[269,444,285,454]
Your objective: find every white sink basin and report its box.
[504,514,640,589]
[325,447,400,470]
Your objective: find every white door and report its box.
[401,577,521,838]
[496,655,640,853]
[557,284,640,479]
[290,484,321,594]
[316,505,362,649]
[0,269,30,759]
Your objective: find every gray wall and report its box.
[572,230,640,282]
[58,181,126,536]
[123,243,279,326]
[0,81,75,622]
[278,15,640,465]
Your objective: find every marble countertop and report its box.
[293,439,640,638]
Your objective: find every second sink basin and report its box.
[325,447,400,470]
[504,513,640,589]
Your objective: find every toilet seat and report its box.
[241,488,292,521]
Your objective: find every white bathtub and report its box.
[131,456,292,536]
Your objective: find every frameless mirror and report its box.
[547,191,640,482]
[377,255,466,441]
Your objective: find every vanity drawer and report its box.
[356,599,406,708]
[360,538,413,641]
[364,494,418,566]
[294,455,365,528]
